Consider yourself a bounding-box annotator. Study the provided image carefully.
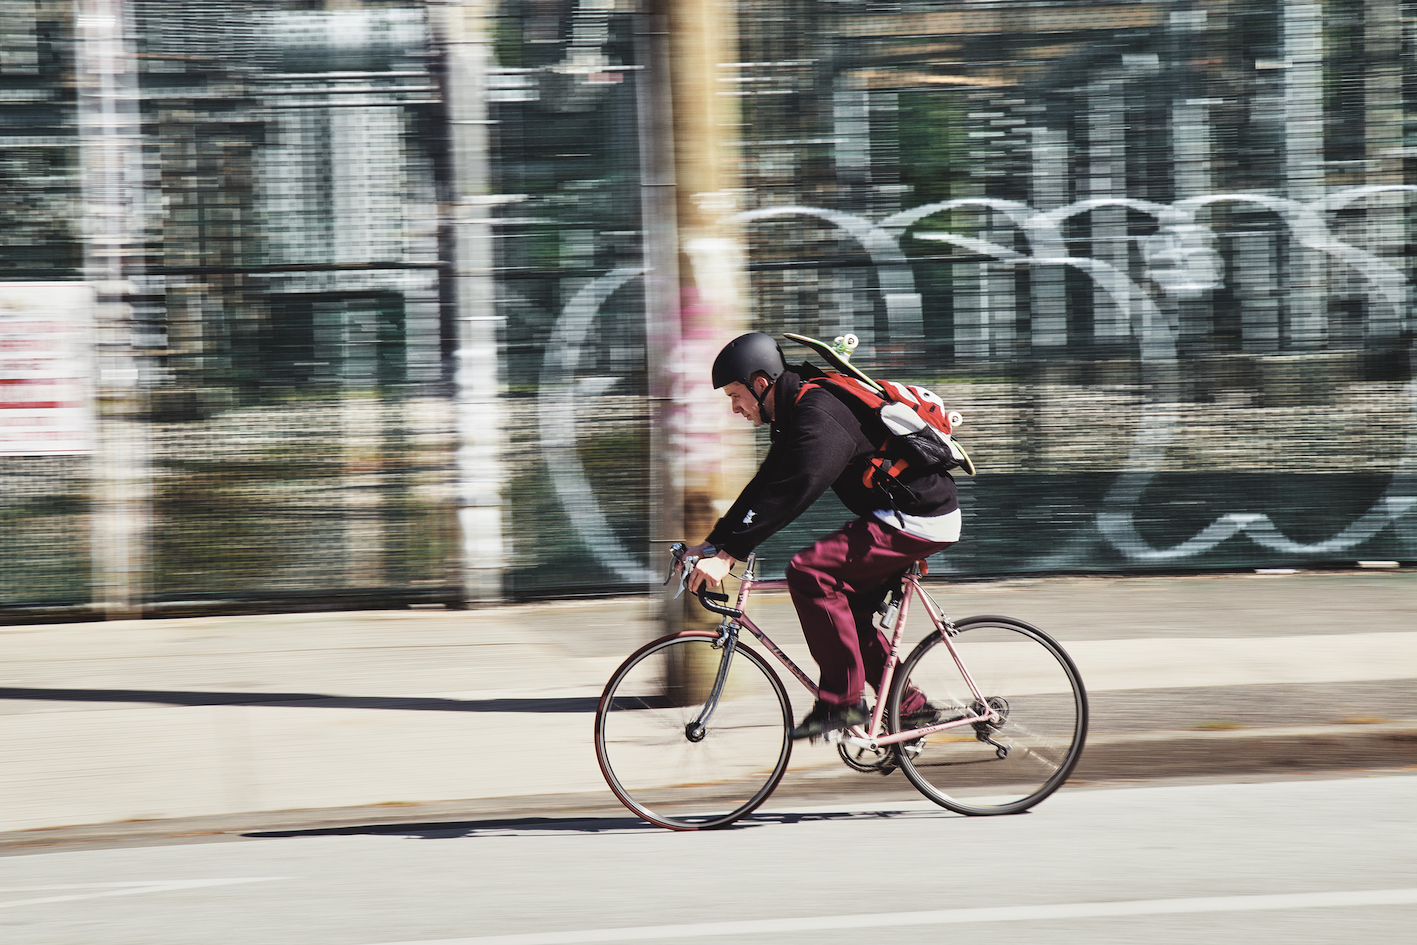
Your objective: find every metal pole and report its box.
[1363,0,1405,342]
[1284,0,1326,349]
[75,0,150,617]
[431,0,507,604]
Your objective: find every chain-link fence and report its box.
[0,1,1413,616]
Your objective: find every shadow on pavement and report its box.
[243,806,940,840]
[0,688,599,713]
[244,815,663,839]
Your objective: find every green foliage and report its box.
[897,92,972,205]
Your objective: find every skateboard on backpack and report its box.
[783,332,976,476]
[784,332,883,392]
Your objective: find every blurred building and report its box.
[1,1,463,612]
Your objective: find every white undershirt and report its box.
[874,506,962,543]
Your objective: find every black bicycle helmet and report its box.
[711,332,786,390]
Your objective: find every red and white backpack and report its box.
[797,372,976,497]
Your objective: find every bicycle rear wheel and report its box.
[595,632,793,830]
[889,615,1087,815]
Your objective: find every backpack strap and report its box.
[798,372,899,468]
[863,455,910,489]
[795,372,890,410]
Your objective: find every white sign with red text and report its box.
[0,283,96,455]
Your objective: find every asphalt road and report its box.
[2,771,1413,945]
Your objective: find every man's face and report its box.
[723,381,765,426]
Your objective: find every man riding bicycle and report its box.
[684,332,961,740]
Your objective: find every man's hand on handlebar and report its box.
[675,541,714,567]
[687,548,737,594]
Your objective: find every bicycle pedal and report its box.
[824,728,845,745]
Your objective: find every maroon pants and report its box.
[785,516,954,709]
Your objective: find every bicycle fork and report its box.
[685,619,740,742]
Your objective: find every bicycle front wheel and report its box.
[889,615,1087,815]
[595,632,793,830]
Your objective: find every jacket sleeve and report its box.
[705,396,862,559]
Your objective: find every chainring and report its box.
[837,739,899,776]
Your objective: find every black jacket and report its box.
[706,363,959,560]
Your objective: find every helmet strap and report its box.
[752,376,775,419]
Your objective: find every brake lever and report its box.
[664,542,717,599]
[672,557,698,599]
[662,542,687,588]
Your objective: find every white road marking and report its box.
[0,877,284,910]
[366,888,1417,945]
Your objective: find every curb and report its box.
[1074,721,1417,781]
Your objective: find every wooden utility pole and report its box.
[638,1,749,639]
[637,11,683,628]
[660,0,747,608]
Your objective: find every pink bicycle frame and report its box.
[717,553,999,750]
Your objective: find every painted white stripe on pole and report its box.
[366,888,1417,945]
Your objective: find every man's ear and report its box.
[753,375,772,398]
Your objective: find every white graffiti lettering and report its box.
[539,187,1417,573]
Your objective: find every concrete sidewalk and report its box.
[2,570,1415,835]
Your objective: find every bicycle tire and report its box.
[888,615,1088,815]
[595,631,793,830]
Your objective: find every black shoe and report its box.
[791,699,869,741]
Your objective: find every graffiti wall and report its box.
[504,0,1416,590]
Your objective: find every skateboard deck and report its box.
[782,332,883,392]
